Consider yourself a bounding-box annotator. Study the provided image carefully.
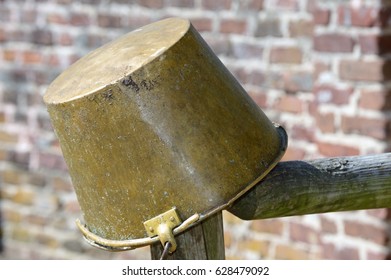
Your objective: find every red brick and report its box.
[52,176,73,192]
[2,208,22,223]
[190,18,213,32]
[290,223,319,244]
[248,69,266,87]
[239,0,263,10]
[359,88,391,111]
[322,243,360,259]
[0,27,5,42]
[26,213,47,226]
[359,34,391,55]
[238,239,270,257]
[11,227,31,242]
[0,148,9,161]
[58,33,73,46]
[275,244,310,259]
[22,51,43,64]
[306,0,317,12]
[367,209,389,219]
[359,34,378,54]
[231,41,263,59]
[274,95,304,114]
[167,0,195,7]
[314,34,354,53]
[1,169,26,185]
[48,54,60,67]
[291,125,315,141]
[251,219,284,235]
[47,13,68,25]
[10,69,28,83]
[65,200,81,213]
[378,35,391,55]
[39,152,68,171]
[344,220,387,245]
[320,216,337,234]
[281,147,306,161]
[256,18,282,37]
[32,29,53,46]
[314,84,352,105]
[70,13,90,26]
[248,89,267,108]
[379,7,391,28]
[138,0,164,8]
[367,251,388,260]
[232,67,251,85]
[219,19,247,34]
[317,142,360,157]
[289,19,314,37]
[202,34,231,55]
[0,6,11,22]
[126,15,152,29]
[315,112,335,133]
[314,61,331,80]
[338,247,360,259]
[275,0,299,10]
[3,50,17,61]
[87,34,106,48]
[35,232,59,248]
[0,130,18,143]
[28,172,47,187]
[12,188,35,205]
[6,29,26,43]
[56,0,72,4]
[338,5,378,27]
[313,7,330,25]
[69,54,82,64]
[339,59,391,82]
[341,116,389,140]
[21,9,36,24]
[97,14,122,28]
[261,71,283,89]
[270,46,302,64]
[202,0,231,10]
[283,71,313,92]
[0,111,5,123]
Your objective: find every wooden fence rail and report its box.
[152,153,391,259]
[229,153,391,219]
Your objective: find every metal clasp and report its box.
[143,207,182,253]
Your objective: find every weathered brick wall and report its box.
[0,0,390,259]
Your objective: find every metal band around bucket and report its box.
[76,213,200,251]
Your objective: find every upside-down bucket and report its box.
[43,18,287,252]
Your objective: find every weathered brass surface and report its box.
[144,207,181,253]
[44,18,287,250]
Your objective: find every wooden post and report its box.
[150,212,225,260]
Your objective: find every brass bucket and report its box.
[44,18,287,251]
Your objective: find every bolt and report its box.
[170,217,175,222]
[149,227,154,233]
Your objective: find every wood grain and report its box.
[229,153,391,220]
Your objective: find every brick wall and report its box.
[0,0,390,259]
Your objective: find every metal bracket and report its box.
[143,207,182,253]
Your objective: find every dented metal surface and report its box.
[43,18,287,250]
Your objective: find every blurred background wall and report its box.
[0,0,390,259]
